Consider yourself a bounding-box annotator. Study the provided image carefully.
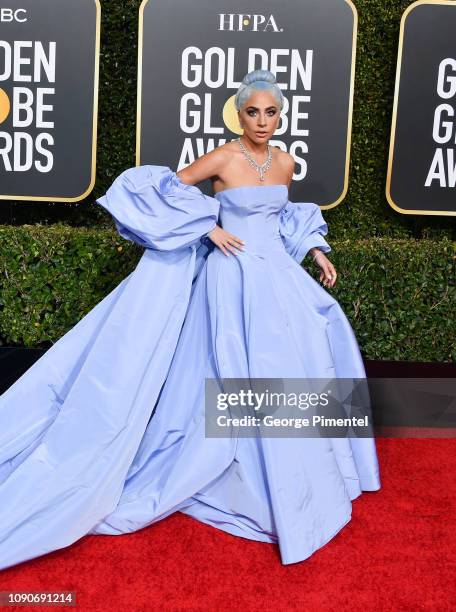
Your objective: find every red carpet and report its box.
[1,439,455,611]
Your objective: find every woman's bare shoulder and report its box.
[273,146,294,165]
[271,147,295,184]
[211,140,240,159]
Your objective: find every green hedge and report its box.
[0,225,140,347]
[1,225,454,362]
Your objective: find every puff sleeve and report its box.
[278,201,331,263]
[95,165,220,251]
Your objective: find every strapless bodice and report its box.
[214,185,289,254]
[95,164,331,263]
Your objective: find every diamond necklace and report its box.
[237,136,272,182]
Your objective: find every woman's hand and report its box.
[207,225,245,257]
[310,248,337,288]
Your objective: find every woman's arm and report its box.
[281,152,337,288]
[283,151,296,189]
[177,148,244,257]
[176,148,229,185]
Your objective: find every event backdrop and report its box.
[0,0,455,219]
[0,0,454,360]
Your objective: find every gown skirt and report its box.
[0,165,381,570]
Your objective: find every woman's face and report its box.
[238,90,281,144]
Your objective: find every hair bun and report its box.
[241,69,277,86]
[234,69,284,112]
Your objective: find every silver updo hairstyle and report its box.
[234,69,284,112]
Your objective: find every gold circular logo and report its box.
[222,94,243,135]
[0,88,11,123]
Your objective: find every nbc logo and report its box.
[0,8,27,22]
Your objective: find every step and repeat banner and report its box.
[0,0,454,215]
[0,0,100,202]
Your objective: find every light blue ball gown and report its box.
[0,165,380,570]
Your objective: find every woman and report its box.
[0,70,380,570]
[177,75,336,289]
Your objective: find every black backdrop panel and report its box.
[138,0,357,208]
[0,0,99,201]
[387,1,456,216]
